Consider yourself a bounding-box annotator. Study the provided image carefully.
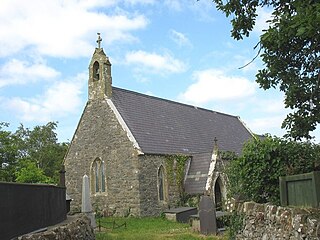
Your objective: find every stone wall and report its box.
[65,99,185,217]
[138,155,181,216]
[236,201,320,239]
[17,214,95,240]
[65,100,141,216]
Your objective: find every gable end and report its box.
[106,98,144,155]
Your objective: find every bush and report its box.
[226,136,320,205]
[15,161,53,184]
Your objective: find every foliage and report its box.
[15,160,53,184]
[212,0,320,140]
[226,136,320,205]
[95,217,225,240]
[0,123,19,182]
[0,121,68,184]
[227,211,244,240]
[165,154,189,195]
[165,155,174,184]
[220,151,237,162]
[179,193,202,207]
[14,122,68,183]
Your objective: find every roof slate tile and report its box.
[112,87,253,155]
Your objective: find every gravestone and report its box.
[82,174,96,228]
[199,195,217,235]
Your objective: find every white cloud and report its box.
[170,30,192,47]
[188,0,215,22]
[179,69,256,105]
[249,96,289,135]
[125,50,186,74]
[77,0,118,9]
[253,7,273,34]
[257,98,286,114]
[144,91,154,96]
[0,59,59,88]
[164,0,182,11]
[124,0,155,5]
[0,0,148,58]
[247,115,286,136]
[3,73,86,122]
[164,0,215,20]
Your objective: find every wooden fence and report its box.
[0,181,66,240]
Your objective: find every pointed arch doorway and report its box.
[214,176,223,211]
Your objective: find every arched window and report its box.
[93,61,100,80]
[158,166,166,201]
[91,158,106,194]
[101,161,106,192]
[94,161,99,192]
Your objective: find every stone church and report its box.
[64,38,255,216]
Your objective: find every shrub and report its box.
[226,136,320,205]
[15,161,53,184]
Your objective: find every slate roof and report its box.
[112,87,253,155]
[183,152,212,194]
[112,87,254,194]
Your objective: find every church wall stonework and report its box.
[64,99,141,216]
[138,155,181,217]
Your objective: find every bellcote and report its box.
[88,33,112,100]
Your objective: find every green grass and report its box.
[95,217,227,240]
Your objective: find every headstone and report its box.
[82,174,96,228]
[199,195,217,235]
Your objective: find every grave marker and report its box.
[199,195,217,235]
[82,174,96,228]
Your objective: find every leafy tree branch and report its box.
[212,0,320,140]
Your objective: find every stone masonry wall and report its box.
[236,201,320,239]
[65,100,141,216]
[17,214,94,240]
[138,155,181,217]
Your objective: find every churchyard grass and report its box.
[95,217,227,240]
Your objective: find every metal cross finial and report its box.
[96,33,102,49]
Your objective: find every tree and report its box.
[14,122,68,183]
[0,123,19,182]
[212,0,320,140]
[0,122,68,184]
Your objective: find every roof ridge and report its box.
[112,86,239,119]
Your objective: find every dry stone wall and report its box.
[17,214,95,240]
[236,201,320,240]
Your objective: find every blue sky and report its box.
[1,0,319,142]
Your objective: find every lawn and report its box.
[95,217,227,240]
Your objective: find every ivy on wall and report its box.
[165,155,189,195]
[226,136,320,205]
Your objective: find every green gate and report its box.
[280,171,320,208]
